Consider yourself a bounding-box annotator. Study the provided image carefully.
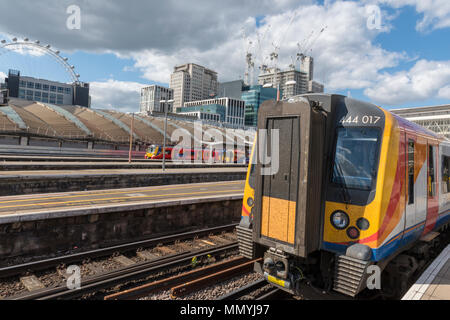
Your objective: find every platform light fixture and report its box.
[160,99,175,172]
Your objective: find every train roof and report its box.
[288,93,447,142]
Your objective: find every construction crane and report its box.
[255,24,271,64]
[264,11,297,99]
[305,25,327,55]
[295,26,327,71]
[295,30,315,70]
[242,28,256,86]
[242,22,273,86]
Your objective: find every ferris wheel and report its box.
[0,37,80,84]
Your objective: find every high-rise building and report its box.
[242,85,277,127]
[169,63,218,108]
[3,69,90,107]
[257,56,324,100]
[258,68,308,100]
[140,85,174,114]
[301,56,314,81]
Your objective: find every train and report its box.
[237,93,450,298]
[145,144,248,163]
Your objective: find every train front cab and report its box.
[238,95,329,294]
[238,94,450,298]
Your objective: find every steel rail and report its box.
[170,258,261,298]
[216,278,267,300]
[10,242,239,300]
[0,223,238,279]
[104,255,248,300]
[255,288,285,300]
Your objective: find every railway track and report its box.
[0,224,239,300]
[105,256,261,300]
[0,224,237,279]
[9,242,239,300]
[216,279,289,300]
[216,279,267,300]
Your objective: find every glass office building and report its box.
[242,85,277,127]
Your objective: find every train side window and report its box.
[408,140,414,204]
[428,145,436,197]
[442,155,450,194]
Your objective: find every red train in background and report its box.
[144,144,248,163]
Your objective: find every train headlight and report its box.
[330,211,349,230]
[247,197,254,207]
[356,218,370,231]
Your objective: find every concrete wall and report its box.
[0,135,20,145]
[29,137,59,147]
[0,197,242,263]
[61,140,88,149]
[0,170,246,196]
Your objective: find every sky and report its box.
[0,0,449,112]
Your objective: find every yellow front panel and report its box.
[261,196,296,244]
[287,200,296,244]
[323,109,408,248]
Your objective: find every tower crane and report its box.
[295,30,314,70]
[265,11,297,99]
[295,26,327,71]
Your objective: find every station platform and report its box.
[402,244,450,300]
[0,167,247,177]
[0,161,246,171]
[0,180,244,224]
[0,181,245,261]
[0,167,247,196]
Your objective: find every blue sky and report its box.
[0,0,449,111]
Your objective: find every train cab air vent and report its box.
[236,225,254,259]
[333,255,371,297]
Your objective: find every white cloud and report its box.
[0,71,6,82]
[439,85,450,99]
[92,1,414,107]
[376,0,450,31]
[364,59,450,105]
[2,1,449,108]
[124,1,405,92]
[89,79,146,112]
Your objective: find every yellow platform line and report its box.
[0,188,243,210]
[0,181,243,205]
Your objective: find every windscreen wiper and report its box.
[334,161,352,205]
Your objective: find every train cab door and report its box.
[260,116,300,245]
[405,134,417,233]
[423,142,439,235]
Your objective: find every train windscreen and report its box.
[332,127,380,190]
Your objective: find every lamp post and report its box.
[128,112,135,164]
[160,99,175,172]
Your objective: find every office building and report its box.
[140,85,174,114]
[176,104,223,123]
[301,56,314,81]
[218,80,245,100]
[258,68,308,99]
[169,63,218,108]
[3,69,90,107]
[257,55,324,100]
[179,97,245,127]
[242,85,277,127]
